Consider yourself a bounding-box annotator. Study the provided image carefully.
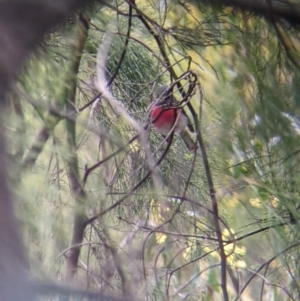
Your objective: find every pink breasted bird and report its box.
[149,86,197,151]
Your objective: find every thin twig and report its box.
[95,27,163,198]
[84,133,174,226]
[233,241,300,300]
[195,80,229,300]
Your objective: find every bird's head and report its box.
[154,85,173,101]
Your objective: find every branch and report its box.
[196,80,229,300]
[0,1,98,301]
[95,28,163,196]
[198,0,300,26]
[78,3,133,113]
[22,10,91,169]
[22,125,50,168]
[233,241,300,300]
[0,0,97,99]
[83,134,173,226]
[63,11,91,282]
[33,279,138,301]
[0,128,33,301]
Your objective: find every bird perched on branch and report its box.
[149,85,197,151]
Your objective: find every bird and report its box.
[149,85,197,151]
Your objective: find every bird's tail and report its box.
[180,129,197,151]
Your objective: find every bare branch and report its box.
[64,11,91,282]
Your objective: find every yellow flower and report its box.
[249,197,262,208]
[222,228,234,239]
[202,246,219,259]
[223,229,247,268]
[149,199,167,244]
[269,196,279,208]
[155,232,167,244]
[226,194,239,208]
[235,260,247,269]
[235,245,246,256]
[129,140,140,153]
[183,238,197,260]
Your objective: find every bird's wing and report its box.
[155,100,195,133]
[154,86,195,133]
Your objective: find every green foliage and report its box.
[7,1,300,301]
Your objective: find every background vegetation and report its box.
[2,0,300,300]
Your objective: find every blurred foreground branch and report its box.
[0,1,99,301]
[198,0,300,26]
